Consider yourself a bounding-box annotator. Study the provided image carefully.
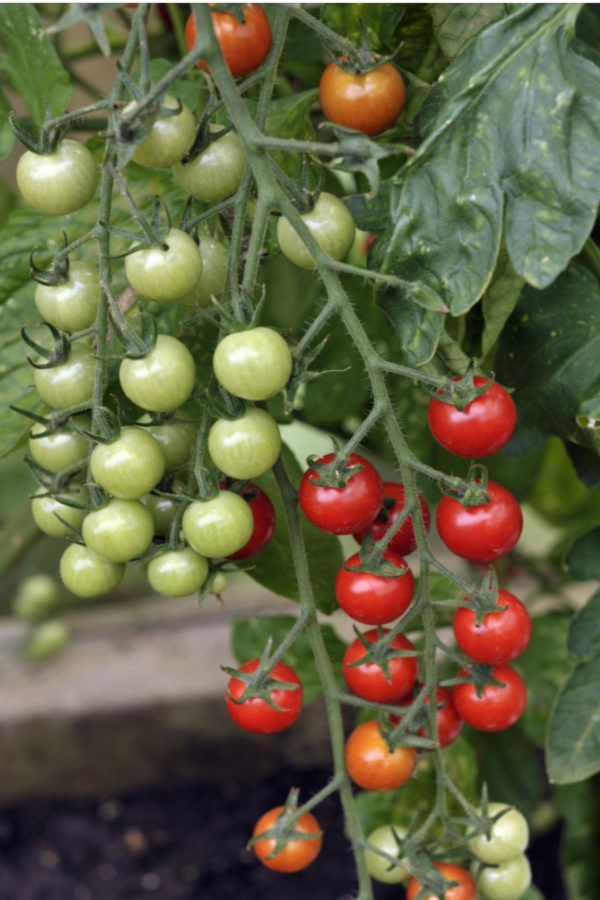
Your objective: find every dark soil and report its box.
[0,767,566,900]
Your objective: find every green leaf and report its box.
[302,323,370,426]
[554,780,600,900]
[0,4,73,127]
[471,724,546,818]
[430,4,509,63]
[393,5,447,84]
[345,184,392,234]
[376,281,444,367]
[265,90,317,176]
[480,245,525,359]
[321,4,405,54]
[517,614,572,746]
[547,655,600,784]
[565,527,600,582]
[567,589,600,661]
[0,87,15,162]
[230,615,346,703]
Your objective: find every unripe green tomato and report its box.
[125,228,203,303]
[468,804,529,864]
[208,408,281,480]
[213,327,293,401]
[34,261,99,332]
[17,139,98,215]
[81,499,155,563]
[31,486,87,538]
[140,493,181,536]
[90,426,165,499]
[26,620,70,661]
[131,95,197,168]
[137,410,197,469]
[475,854,532,900]
[13,574,62,621]
[211,571,227,594]
[172,127,246,203]
[146,548,209,597]
[277,192,356,269]
[364,825,409,884]
[29,418,90,474]
[119,335,196,413]
[182,491,254,558]
[60,543,126,598]
[33,343,96,410]
[179,236,229,308]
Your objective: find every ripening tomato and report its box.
[452,665,527,732]
[342,629,418,704]
[252,805,322,873]
[391,686,463,749]
[428,377,517,458]
[225,659,303,734]
[185,4,272,78]
[345,720,417,791]
[335,551,414,625]
[453,589,532,665]
[353,482,431,556]
[298,452,383,535]
[319,61,406,136]
[406,862,477,900]
[226,483,276,560]
[436,481,523,562]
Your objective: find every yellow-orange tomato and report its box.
[185,4,271,78]
[252,806,322,873]
[345,720,417,791]
[406,862,477,900]
[319,61,406,136]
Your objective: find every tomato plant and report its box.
[475,854,532,900]
[225,659,303,733]
[298,452,383,535]
[252,806,322,872]
[124,228,203,303]
[182,489,254,558]
[34,261,99,333]
[467,803,529,865]
[90,426,165,500]
[345,719,417,791]
[364,824,409,884]
[453,589,532,665]
[428,378,517,458]
[207,407,281,480]
[319,61,406,136]
[16,139,98,215]
[146,547,209,597]
[342,628,418,703]
[130,95,196,169]
[452,666,527,732]
[213,327,293,401]
[406,862,476,900]
[335,550,415,625]
[81,498,155,563]
[436,481,523,562]
[353,481,431,556]
[277,192,356,269]
[172,127,246,203]
[119,334,196,413]
[185,4,272,79]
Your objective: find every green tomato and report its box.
[28,418,90,474]
[60,543,125,598]
[476,855,532,900]
[90,426,165,499]
[140,493,181,536]
[34,261,99,333]
[131,95,197,168]
[31,486,87,538]
[208,407,281,480]
[137,410,197,469]
[213,327,293,401]
[179,236,229,308]
[277,192,356,270]
[81,499,155,563]
[172,127,246,203]
[33,343,96,410]
[211,571,227,594]
[17,139,98,215]
[26,620,70,661]
[13,574,62,621]
[468,804,529,865]
[119,335,196,413]
[124,228,203,303]
[146,547,209,597]
[364,825,409,885]
[182,490,254,557]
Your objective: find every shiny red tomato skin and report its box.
[345,720,417,792]
[252,806,322,873]
[319,61,406,136]
[406,862,477,900]
[354,482,431,556]
[428,377,517,458]
[436,481,523,562]
[452,665,527,732]
[342,629,418,704]
[224,483,275,560]
[392,686,463,749]
[225,659,302,734]
[298,453,383,535]
[453,589,532,665]
[185,4,272,78]
[335,551,415,625]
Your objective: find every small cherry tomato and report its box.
[81,498,155,563]
[34,261,99,333]
[140,493,180,536]
[179,235,228,308]
[428,377,517,458]
[182,490,254,558]
[345,719,417,791]
[225,659,303,734]
[31,486,87,538]
[17,139,98,215]
[353,481,431,556]
[172,127,246,203]
[208,407,281,480]
[59,544,125,598]
[28,418,90,474]
[436,481,523,562]
[452,665,527,732]
[319,61,406,136]
[33,343,96,410]
[277,192,355,270]
[252,805,322,873]
[130,95,197,168]
[185,4,272,78]
[406,862,477,900]
[226,483,276,560]
[213,327,293,401]
[342,629,418,704]
[298,452,383,536]
[392,686,463,749]
[137,410,196,470]
[475,853,532,900]
[468,803,529,865]
[146,547,209,597]
[364,824,409,884]
[453,589,532,665]
[335,551,415,625]
[90,426,165,500]
[124,228,203,304]
[119,334,196,413]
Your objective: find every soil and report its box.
[0,767,566,900]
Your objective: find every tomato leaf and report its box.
[430,4,509,63]
[321,4,405,55]
[565,527,600,581]
[265,90,317,177]
[517,615,572,747]
[480,245,525,360]
[0,87,15,162]
[471,724,546,818]
[554,780,600,900]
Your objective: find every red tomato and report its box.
[336,551,415,625]
[451,665,527,732]
[453,589,532,664]
[436,481,523,562]
[345,720,417,791]
[185,4,272,78]
[406,862,477,900]
[252,806,322,872]
[392,686,463,749]
[225,659,302,734]
[342,629,418,704]
[319,61,406,136]
[427,377,517,458]
[353,482,431,556]
[224,483,275,560]
[298,452,384,535]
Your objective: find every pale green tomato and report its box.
[179,236,228,307]
[468,804,529,865]
[90,426,165,499]
[146,548,209,597]
[131,95,197,168]
[29,418,90,474]
[137,410,197,469]
[34,261,99,332]
[476,854,532,900]
[182,490,254,557]
[33,343,96,410]
[26,620,70,661]
[172,127,246,203]
[31,486,87,538]
[13,574,62,621]
[364,825,409,884]
[119,334,196,413]
[208,407,281,480]
[277,192,356,269]
[60,544,125,598]
[211,571,227,593]
[124,227,203,303]
[17,139,98,215]
[213,327,293,401]
[140,493,181,536]
[81,499,155,563]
